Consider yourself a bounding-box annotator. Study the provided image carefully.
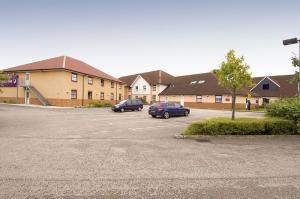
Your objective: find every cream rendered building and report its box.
[0,56,125,106]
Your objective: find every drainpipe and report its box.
[16,75,19,103]
[115,81,118,104]
[82,75,84,106]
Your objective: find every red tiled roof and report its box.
[4,56,120,82]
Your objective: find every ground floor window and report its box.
[215,95,222,103]
[196,95,202,103]
[110,93,114,100]
[135,96,139,99]
[71,90,77,99]
[152,95,156,101]
[100,92,104,100]
[88,91,92,100]
[119,93,122,100]
[143,96,147,101]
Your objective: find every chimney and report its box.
[158,70,162,84]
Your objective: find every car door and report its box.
[174,103,184,115]
[124,100,132,110]
[167,102,176,116]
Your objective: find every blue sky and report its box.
[0,0,299,77]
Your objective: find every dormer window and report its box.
[263,84,269,90]
[198,80,205,84]
[190,81,197,84]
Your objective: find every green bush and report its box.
[183,117,297,136]
[87,101,112,108]
[266,98,300,132]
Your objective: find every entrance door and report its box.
[25,90,30,104]
[25,73,30,86]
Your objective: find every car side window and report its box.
[168,102,175,107]
[127,100,132,105]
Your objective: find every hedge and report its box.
[183,117,297,136]
[86,101,112,108]
[266,98,300,132]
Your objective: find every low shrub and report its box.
[87,101,112,108]
[266,98,300,132]
[183,117,297,136]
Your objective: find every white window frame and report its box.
[110,92,114,100]
[196,95,202,103]
[215,95,222,103]
[143,85,147,91]
[100,92,104,100]
[71,90,77,99]
[71,73,77,82]
[88,77,93,85]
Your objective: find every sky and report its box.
[0,0,299,78]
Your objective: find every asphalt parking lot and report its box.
[0,104,300,198]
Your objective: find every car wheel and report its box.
[152,115,156,118]
[163,112,170,119]
[138,107,142,111]
[184,110,189,116]
[120,108,124,112]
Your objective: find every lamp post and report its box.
[283,37,300,97]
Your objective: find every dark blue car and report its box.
[148,102,190,119]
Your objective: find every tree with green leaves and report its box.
[216,50,253,120]
[291,56,300,97]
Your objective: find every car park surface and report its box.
[0,104,299,198]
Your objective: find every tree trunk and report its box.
[231,88,236,120]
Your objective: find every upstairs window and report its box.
[263,84,269,90]
[119,84,122,89]
[101,79,104,87]
[152,85,156,91]
[71,73,77,82]
[111,81,114,88]
[196,95,202,103]
[88,77,93,85]
[143,85,147,91]
[215,95,222,103]
[135,86,138,91]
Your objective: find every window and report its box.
[135,86,138,91]
[88,77,93,85]
[215,95,222,103]
[135,96,139,99]
[128,88,132,92]
[143,96,147,101]
[196,95,202,103]
[152,95,156,101]
[263,84,269,90]
[198,80,205,84]
[88,91,92,100]
[190,81,197,84]
[152,86,156,91]
[128,95,131,99]
[119,84,122,89]
[71,90,77,99]
[119,94,122,100]
[71,73,77,82]
[111,81,114,88]
[143,85,146,91]
[110,92,114,100]
[100,92,104,100]
[101,79,104,87]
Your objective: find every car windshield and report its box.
[118,100,127,105]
